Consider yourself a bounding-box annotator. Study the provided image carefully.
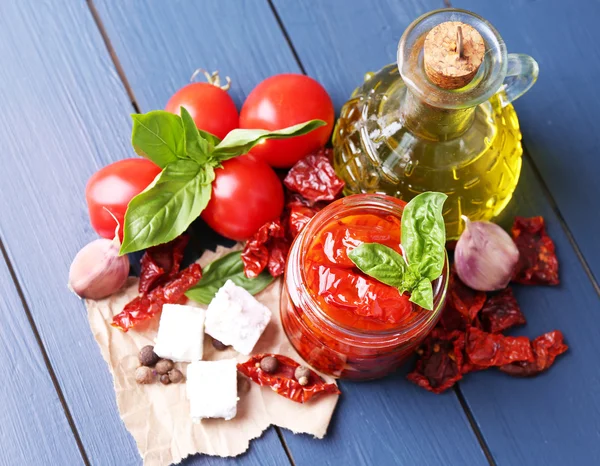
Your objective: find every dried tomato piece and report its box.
[242,220,289,278]
[511,216,559,286]
[439,302,471,332]
[480,287,526,333]
[465,327,534,368]
[407,328,465,393]
[500,330,568,377]
[287,204,319,238]
[139,235,189,294]
[237,354,340,403]
[112,263,202,332]
[448,268,487,322]
[283,150,345,202]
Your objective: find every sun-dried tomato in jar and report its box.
[281,194,449,380]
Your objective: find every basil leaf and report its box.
[198,129,221,154]
[120,161,215,254]
[185,251,274,304]
[401,192,447,281]
[131,111,185,168]
[180,107,210,164]
[211,119,326,161]
[348,243,407,288]
[409,278,434,311]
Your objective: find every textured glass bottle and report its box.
[333,9,538,239]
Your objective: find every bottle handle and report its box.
[500,53,539,107]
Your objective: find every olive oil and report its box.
[333,64,523,239]
[332,10,537,239]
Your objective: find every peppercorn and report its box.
[168,369,184,384]
[135,366,154,385]
[155,359,174,375]
[138,345,160,367]
[211,337,229,351]
[260,356,279,374]
[160,374,171,385]
[294,366,311,382]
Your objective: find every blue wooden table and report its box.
[1,1,599,465]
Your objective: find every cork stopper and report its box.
[423,21,485,90]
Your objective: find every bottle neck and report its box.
[401,89,475,141]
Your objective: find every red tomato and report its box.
[86,158,161,240]
[239,74,334,168]
[201,155,284,240]
[165,82,238,140]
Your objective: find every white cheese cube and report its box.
[153,304,205,362]
[204,280,271,355]
[186,359,238,422]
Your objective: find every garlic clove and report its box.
[68,238,130,299]
[455,217,519,291]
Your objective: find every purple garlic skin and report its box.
[69,238,129,299]
[455,218,520,291]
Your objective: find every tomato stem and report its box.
[190,68,232,91]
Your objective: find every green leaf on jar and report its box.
[348,243,407,288]
[185,251,274,304]
[401,192,447,281]
[408,278,434,311]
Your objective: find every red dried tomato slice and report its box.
[439,302,471,332]
[242,220,288,278]
[139,235,189,294]
[511,216,559,286]
[237,354,340,403]
[283,149,345,202]
[465,327,534,368]
[500,330,568,377]
[112,263,202,332]
[448,268,487,322]
[479,287,526,333]
[407,328,465,394]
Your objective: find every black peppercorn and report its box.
[168,369,184,384]
[260,356,279,374]
[295,366,311,386]
[160,374,171,385]
[211,338,229,351]
[155,359,174,375]
[135,366,154,385]
[138,345,160,367]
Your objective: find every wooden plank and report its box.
[272,0,600,464]
[0,256,84,465]
[452,0,600,281]
[0,1,287,465]
[93,0,490,464]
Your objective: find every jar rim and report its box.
[288,193,449,343]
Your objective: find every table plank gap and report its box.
[0,238,92,466]
[453,386,496,466]
[266,0,307,75]
[522,149,600,296]
[86,0,141,113]
[274,427,296,466]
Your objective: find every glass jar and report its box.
[332,9,539,239]
[281,194,449,380]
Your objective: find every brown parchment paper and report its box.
[85,244,339,466]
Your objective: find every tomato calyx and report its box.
[190,68,232,91]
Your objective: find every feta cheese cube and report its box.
[187,359,238,422]
[153,304,205,362]
[204,280,271,355]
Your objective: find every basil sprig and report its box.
[120,107,325,254]
[348,192,447,310]
[185,251,274,304]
